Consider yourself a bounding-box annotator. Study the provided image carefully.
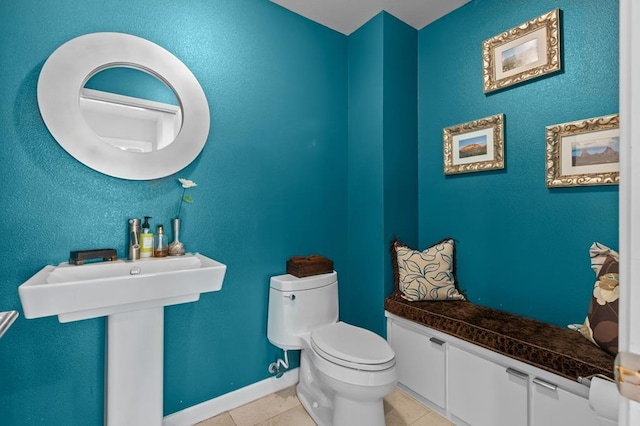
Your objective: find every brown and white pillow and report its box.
[391,238,465,302]
[580,242,619,356]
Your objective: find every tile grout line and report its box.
[407,411,430,426]
[200,386,452,426]
[253,404,308,426]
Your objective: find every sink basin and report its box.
[18,253,226,322]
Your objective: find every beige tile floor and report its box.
[196,386,454,426]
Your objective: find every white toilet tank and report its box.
[267,271,339,350]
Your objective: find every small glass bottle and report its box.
[154,224,168,257]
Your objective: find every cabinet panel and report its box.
[531,378,600,426]
[387,319,446,408]
[448,345,528,426]
[386,315,601,426]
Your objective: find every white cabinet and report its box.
[386,313,600,426]
[530,377,600,426]
[387,318,446,409]
[448,345,528,426]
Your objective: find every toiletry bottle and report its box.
[140,216,154,258]
[154,224,168,257]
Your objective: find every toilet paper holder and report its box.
[588,375,619,424]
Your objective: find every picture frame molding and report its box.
[545,114,620,188]
[482,9,561,93]
[443,113,505,175]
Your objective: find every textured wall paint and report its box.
[382,15,418,301]
[347,15,385,332]
[0,0,347,423]
[347,13,418,336]
[418,0,619,326]
[0,0,620,423]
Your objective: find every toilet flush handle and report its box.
[284,294,296,301]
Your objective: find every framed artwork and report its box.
[482,9,561,93]
[545,114,620,187]
[443,113,504,175]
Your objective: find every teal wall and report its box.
[418,0,619,326]
[382,14,418,306]
[347,14,418,336]
[0,0,347,423]
[0,0,619,423]
[347,17,385,332]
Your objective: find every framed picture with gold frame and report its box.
[443,113,504,175]
[482,9,561,93]
[545,114,619,188]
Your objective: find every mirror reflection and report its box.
[80,67,182,153]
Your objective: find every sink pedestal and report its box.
[17,254,227,426]
[107,307,164,425]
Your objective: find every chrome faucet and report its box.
[129,218,141,260]
[0,310,18,339]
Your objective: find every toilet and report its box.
[267,271,397,426]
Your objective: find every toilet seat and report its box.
[310,322,395,371]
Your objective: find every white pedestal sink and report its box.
[18,253,226,425]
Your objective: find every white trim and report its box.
[619,0,640,424]
[162,368,299,426]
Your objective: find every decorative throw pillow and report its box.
[390,238,465,302]
[579,242,619,356]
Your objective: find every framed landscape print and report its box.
[545,114,619,187]
[443,113,504,175]
[482,9,561,93]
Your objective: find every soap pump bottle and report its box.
[154,224,168,257]
[140,216,154,258]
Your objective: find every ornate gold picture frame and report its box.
[482,9,561,93]
[545,114,619,188]
[443,114,504,175]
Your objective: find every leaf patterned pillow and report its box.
[579,242,619,356]
[391,238,465,302]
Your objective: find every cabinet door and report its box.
[448,345,528,426]
[387,319,446,408]
[530,377,600,426]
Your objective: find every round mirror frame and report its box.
[37,32,210,180]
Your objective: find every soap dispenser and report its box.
[140,216,154,258]
[154,225,168,257]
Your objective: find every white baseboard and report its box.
[163,368,299,426]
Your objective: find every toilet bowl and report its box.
[267,272,397,426]
[303,322,397,425]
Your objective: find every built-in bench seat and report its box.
[384,292,614,382]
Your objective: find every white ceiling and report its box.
[270,0,471,35]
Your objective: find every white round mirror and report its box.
[37,32,209,180]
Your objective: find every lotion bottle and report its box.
[140,216,154,258]
[154,224,168,257]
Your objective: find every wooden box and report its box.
[286,255,334,278]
